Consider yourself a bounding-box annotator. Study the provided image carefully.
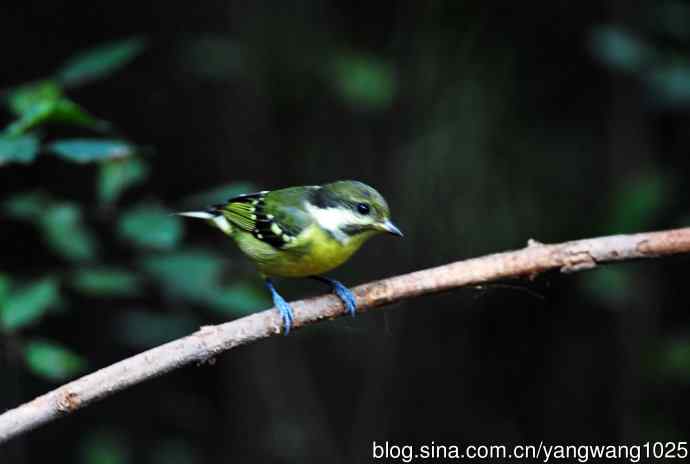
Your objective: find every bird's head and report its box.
[307,180,403,242]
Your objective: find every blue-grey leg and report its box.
[311,276,357,317]
[265,278,294,335]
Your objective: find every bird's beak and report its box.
[381,220,404,237]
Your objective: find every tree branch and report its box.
[2,227,690,444]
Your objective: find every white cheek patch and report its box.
[305,203,370,243]
[306,203,359,229]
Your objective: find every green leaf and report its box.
[647,63,690,107]
[71,268,140,297]
[3,191,49,220]
[24,339,86,381]
[5,97,107,135]
[207,283,269,315]
[4,194,99,262]
[1,80,106,134]
[607,172,669,232]
[1,278,59,331]
[80,431,131,464]
[114,310,200,348]
[41,203,98,262]
[119,204,182,250]
[49,138,134,163]
[589,26,652,73]
[660,339,690,382]
[6,80,63,116]
[580,267,634,306]
[141,250,266,315]
[0,274,12,306]
[0,134,40,165]
[182,182,255,208]
[331,53,397,110]
[141,250,225,301]
[99,157,148,205]
[58,37,146,86]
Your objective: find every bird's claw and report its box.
[312,276,357,317]
[331,281,357,317]
[276,298,294,335]
[266,279,294,335]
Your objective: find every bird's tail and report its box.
[174,210,233,235]
[175,211,217,220]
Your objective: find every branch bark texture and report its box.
[2,227,690,444]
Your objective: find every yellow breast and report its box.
[232,224,376,278]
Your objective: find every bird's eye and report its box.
[356,203,370,215]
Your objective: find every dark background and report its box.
[2,1,690,462]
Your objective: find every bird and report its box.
[177,180,403,334]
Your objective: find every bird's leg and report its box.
[310,276,357,317]
[265,278,294,335]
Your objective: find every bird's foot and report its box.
[311,276,357,317]
[265,279,294,335]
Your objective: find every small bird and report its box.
[177,180,403,334]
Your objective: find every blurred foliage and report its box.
[660,338,690,382]
[181,181,255,208]
[0,38,134,153]
[49,139,134,163]
[149,439,198,464]
[606,170,672,233]
[113,310,200,348]
[0,274,10,305]
[0,38,266,388]
[5,80,107,135]
[2,2,690,461]
[580,267,635,306]
[590,26,651,74]
[0,278,60,332]
[24,339,87,381]
[648,63,690,105]
[178,36,244,81]
[0,134,39,164]
[5,193,99,262]
[57,38,146,87]
[141,250,226,300]
[330,53,397,110]
[80,430,131,464]
[71,268,141,297]
[591,6,690,109]
[141,250,268,314]
[118,204,182,250]
[99,158,149,206]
